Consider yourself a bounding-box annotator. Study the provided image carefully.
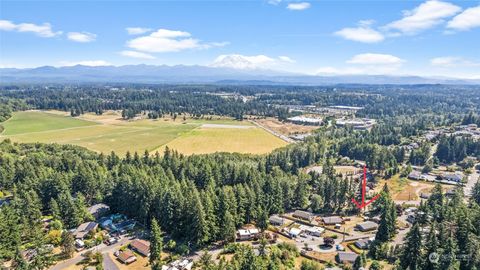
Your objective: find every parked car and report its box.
[336,244,345,251]
[105,237,118,245]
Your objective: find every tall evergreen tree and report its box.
[61,231,75,258]
[150,218,163,266]
[400,223,423,270]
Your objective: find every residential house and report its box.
[293,210,314,222]
[130,239,151,257]
[237,229,251,241]
[269,215,285,226]
[288,227,302,238]
[73,222,98,239]
[408,171,422,180]
[336,252,358,264]
[354,238,372,250]
[322,216,343,225]
[236,228,260,241]
[444,173,463,183]
[304,226,324,237]
[118,250,137,264]
[162,259,193,270]
[88,203,110,219]
[355,221,378,232]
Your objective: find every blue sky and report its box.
[1,0,479,78]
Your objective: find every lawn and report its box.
[1,111,288,155]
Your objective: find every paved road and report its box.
[103,253,120,270]
[464,164,479,197]
[50,236,132,270]
[289,234,344,254]
[392,213,409,246]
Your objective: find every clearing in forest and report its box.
[0,110,287,155]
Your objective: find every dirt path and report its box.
[250,120,294,143]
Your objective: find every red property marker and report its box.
[352,166,381,211]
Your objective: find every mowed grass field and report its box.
[159,125,287,155]
[1,111,97,135]
[0,111,287,155]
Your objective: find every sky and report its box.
[0,0,479,78]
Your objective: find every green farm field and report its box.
[0,111,288,155]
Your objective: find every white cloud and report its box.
[335,21,385,43]
[67,32,96,43]
[127,28,226,53]
[315,65,402,75]
[126,27,152,35]
[61,60,112,67]
[0,20,17,31]
[316,66,367,76]
[210,54,294,70]
[0,19,61,37]
[120,50,156,59]
[287,2,311,10]
[447,6,480,31]
[347,53,405,65]
[385,0,461,34]
[279,56,295,63]
[430,56,480,67]
[267,0,282,5]
[317,53,406,75]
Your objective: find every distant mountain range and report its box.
[1,64,479,85]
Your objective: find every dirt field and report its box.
[254,118,319,135]
[377,174,448,202]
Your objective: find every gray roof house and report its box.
[322,216,343,225]
[336,252,358,264]
[88,203,110,219]
[354,239,372,250]
[408,171,422,180]
[269,215,285,226]
[355,221,378,232]
[444,174,463,183]
[73,222,98,239]
[293,210,314,222]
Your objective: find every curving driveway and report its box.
[50,236,132,270]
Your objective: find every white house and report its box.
[236,228,260,241]
[288,227,302,238]
[304,226,324,237]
